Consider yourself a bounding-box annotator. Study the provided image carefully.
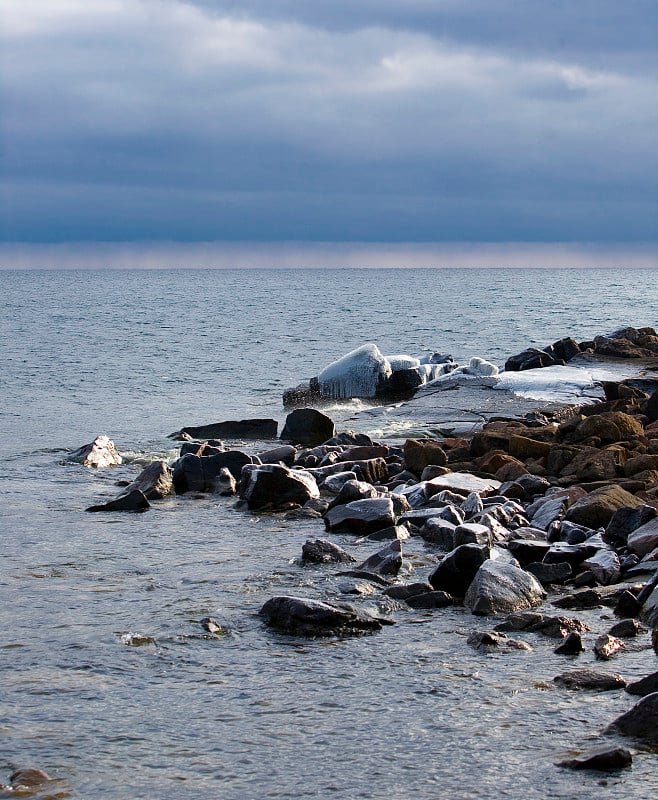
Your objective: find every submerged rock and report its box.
[86,488,150,513]
[259,596,391,636]
[554,669,627,691]
[556,747,632,771]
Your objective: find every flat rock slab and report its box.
[258,596,391,637]
[173,419,278,440]
[426,472,501,497]
[324,497,396,535]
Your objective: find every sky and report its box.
[1,0,657,267]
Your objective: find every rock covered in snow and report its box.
[317,343,392,400]
[69,435,122,468]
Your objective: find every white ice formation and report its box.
[317,343,392,399]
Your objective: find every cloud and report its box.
[1,0,657,243]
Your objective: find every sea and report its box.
[1,267,657,799]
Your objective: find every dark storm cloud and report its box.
[1,0,656,245]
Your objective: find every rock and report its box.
[425,472,501,497]
[609,619,642,638]
[554,632,585,654]
[530,496,568,531]
[69,434,122,468]
[214,467,237,496]
[554,669,627,691]
[301,539,355,564]
[626,671,658,696]
[123,460,173,499]
[507,539,551,565]
[405,591,454,609]
[239,464,319,510]
[200,616,227,635]
[528,615,589,638]
[9,769,53,789]
[615,590,643,618]
[323,471,358,493]
[628,517,658,558]
[428,543,490,598]
[420,518,457,549]
[258,444,297,465]
[354,539,403,576]
[454,522,492,548]
[383,582,434,601]
[647,388,658,423]
[328,479,381,509]
[258,596,391,636]
[556,746,632,771]
[509,434,552,461]
[464,560,546,616]
[403,439,447,474]
[505,347,561,371]
[607,692,658,743]
[324,497,396,535]
[280,408,335,446]
[553,588,603,610]
[462,491,484,517]
[173,450,254,493]
[86,489,150,513]
[361,524,410,542]
[582,550,621,585]
[595,634,625,660]
[565,486,645,529]
[526,561,572,585]
[171,419,278,440]
[467,630,532,653]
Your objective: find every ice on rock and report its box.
[386,354,421,372]
[317,343,392,399]
[464,357,499,377]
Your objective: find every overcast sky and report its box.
[1,0,657,263]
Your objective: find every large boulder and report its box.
[403,439,447,474]
[239,464,319,510]
[324,497,396,535]
[316,343,391,399]
[565,486,645,529]
[428,543,489,598]
[464,560,546,615]
[607,693,658,743]
[259,596,390,636]
[69,435,122,468]
[627,517,658,558]
[173,451,254,493]
[280,408,335,446]
[301,539,355,564]
[171,419,278,440]
[604,504,657,546]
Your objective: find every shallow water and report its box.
[1,268,658,798]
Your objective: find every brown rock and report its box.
[565,485,645,528]
[567,447,625,482]
[404,439,447,474]
[625,454,658,477]
[509,434,553,460]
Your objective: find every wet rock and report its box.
[556,746,632,771]
[173,450,255,493]
[420,518,457,549]
[428,543,489,598]
[200,616,227,635]
[609,619,642,638]
[328,479,381,509]
[626,671,658,696]
[405,590,454,609]
[240,464,319,510]
[565,485,645,529]
[505,347,561,371]
[323,471,359,493]
[594,634,626,660]
[528,616,589,638]
[86,488,150,513]
[172,419,278,440]
[543,542,599,570]
[553,588,603,610]
[258,596,391,636]
[280,408,335,446]
[301,539,356,565]
[582,549,621,585]
[324,497,396,535]
[615,590,642,618]
[454,522,492,548]
[494,611,544,631]
[214,467,237,496]
[383,582,434,600]
[69,434,122,468]
[607,692,658,743]
[526,561,572,585]
[554,669,627,691]
[554,632,585,655]
[354,539,402,577]
[530,496,568,531]
[507,539,551,565]
[464,560,546,616]
[9,768,53,790]
[123,459,173,499]
[627,517,658,558]
[258,444,297,465]
[360,524,410,542]
[467,630,532,653]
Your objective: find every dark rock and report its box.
[428,543,489,598]
[200,616,227,635]
[553,588,603,610]
[565,486,645,529]
[554,632,585,655]
[360,524,410,542]
[454,522,492,548]
[628,517,658,558]
[123,459,173,499]
[301,539,355,565]
[9,769,53,790]
[403,438,447,474]
[173,450,255,493]
[280,408,335,446]
[554,669,627,691]
[494,611,545,631]
[354,539,403,577]
[86,489,150,513]
[214,467,237,496]
[607,692,658,743]
[328,479,381,509]
[324,497,396,535]
[609,619,642,638]
[647,388,658,422]
[528,615,589,638]
[240,464,319,510]
[526,561,572,585]
[626,671,658,696]
[405,590,454,609]
[464,560,546,616]
[467,630,532,653]
[556,747,632,771]
[258,596,391,636]
[383,582,433,600]
[420,518,457,549]
[508,539,551,565]
[615,590,642,618]
[543,542,598,570]
[505,347,561,371]
[546,337,582,363]
[258,444,297,465]
[172,419,278,440]
[582,550,621,585]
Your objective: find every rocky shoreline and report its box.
[57,326,658,784]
